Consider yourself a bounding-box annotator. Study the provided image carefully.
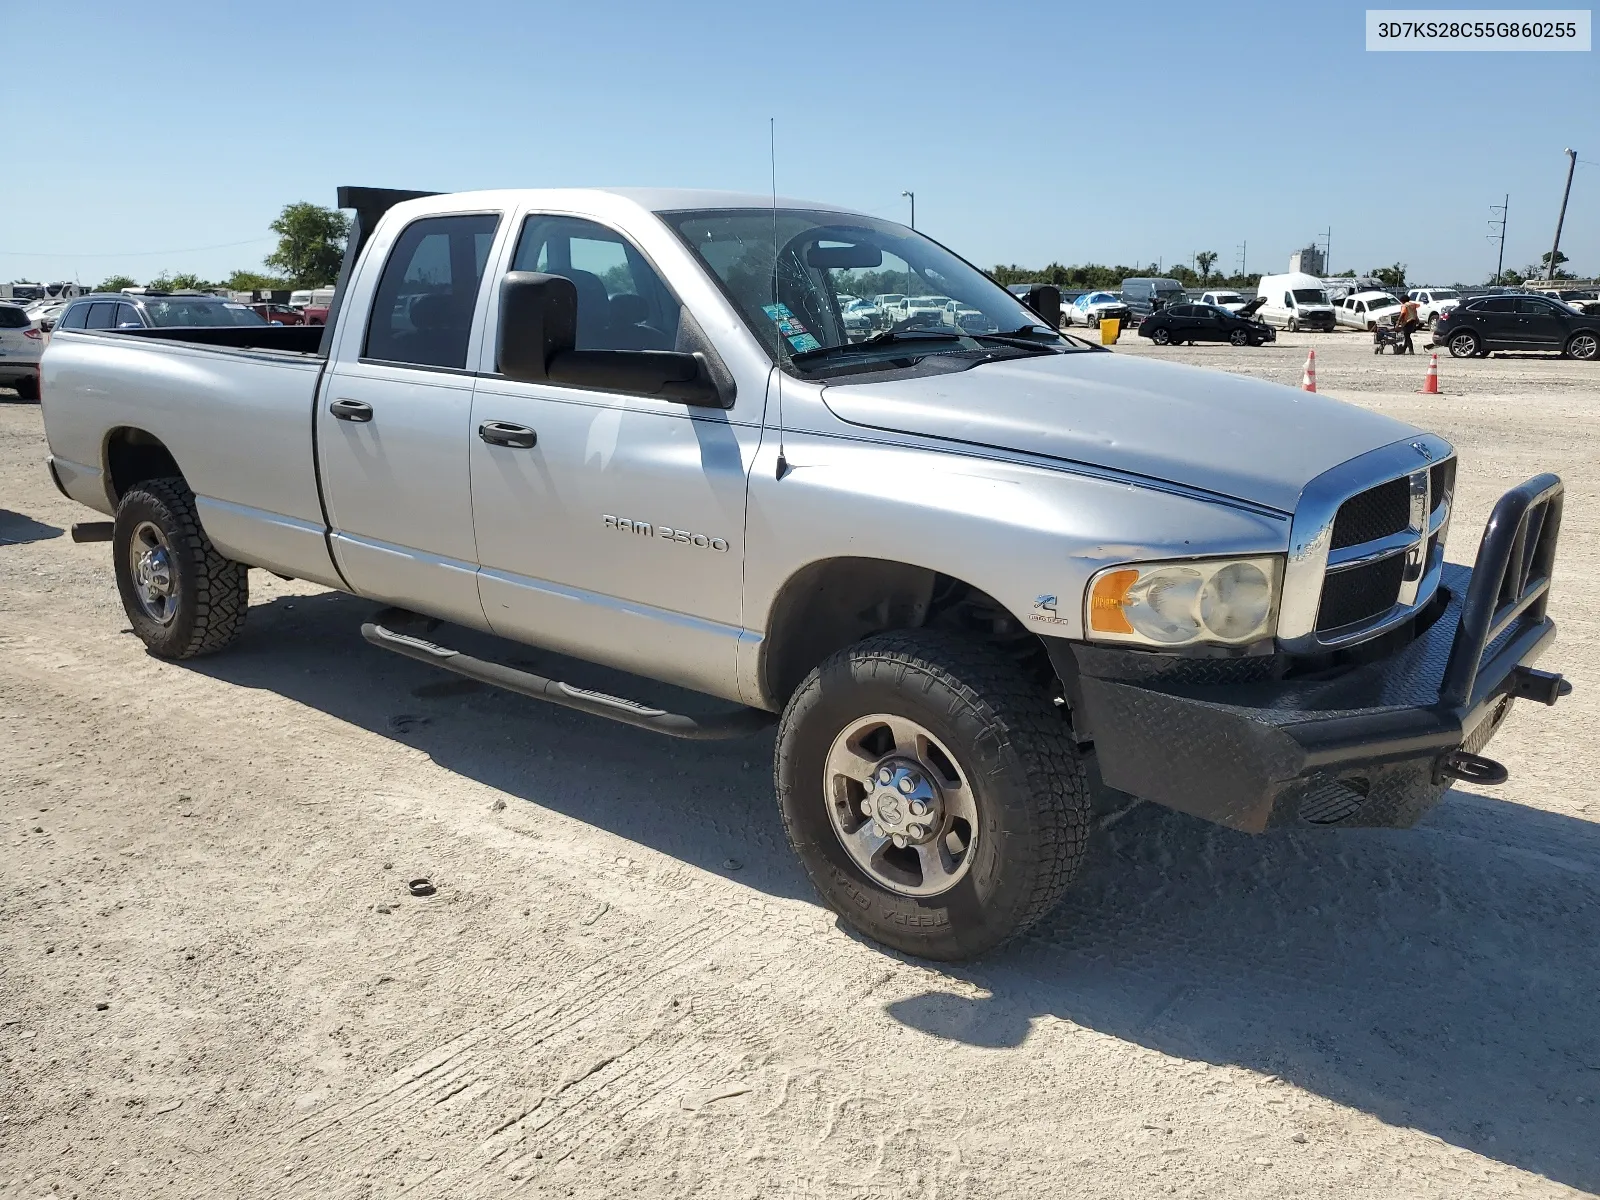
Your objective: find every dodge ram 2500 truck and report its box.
[41,186,1570,961]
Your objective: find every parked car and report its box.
[0,302,44,399]
[249,302,307,325]
[1198,290,1248,313]
[1255,273,1337,332]
[1137,302,1276,347]
[1433,293,1600,360]
[1336,290,1405,331]
[1067,290,1134,328]
[899,295,950,326]
[1120,277,1186,319]
[55,292,269,332]
[40,184,1570,962]
[1406,287,1460,329]
[941,301,997,333]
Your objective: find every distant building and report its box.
[1289,245,1326,276]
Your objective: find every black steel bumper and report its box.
[1057,474,1568,832]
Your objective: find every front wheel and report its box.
[1151,327,1171,345]
[113,477,249,659]
[1447,331,1481,359]
[1229,328,1249,346]
[776,632,1090,961]
[1565,331,1599,361]
[1287,317,1299,333]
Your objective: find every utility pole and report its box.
[1488,194,1509,283]
[1320,226,1332,276]
[901,190,915,231]
[1236,241,1247,279]
[1546,149,1577,280]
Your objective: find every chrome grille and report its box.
[1316,554,1406,632]
[1329,478,1411,550]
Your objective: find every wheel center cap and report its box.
[868,760,941,843]
[875,795,904,824]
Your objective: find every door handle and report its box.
[478,421,537,449]
[330,399,373,422]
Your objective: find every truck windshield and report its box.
[662,207,1068,372]
[142,299,268,328]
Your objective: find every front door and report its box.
[317,210,502,627]
[467,212,761,699]
[1516,297,1567,348]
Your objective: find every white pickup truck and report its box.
[41,186,1570,961]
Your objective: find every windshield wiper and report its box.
[790,327,964,364]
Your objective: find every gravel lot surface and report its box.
[2,331,1597,1199]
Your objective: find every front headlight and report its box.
[1084,557,1282,647]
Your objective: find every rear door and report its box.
[317,209,503,627]
[1469,297,1519,347]
[467,210,760,698]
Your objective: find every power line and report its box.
[0,236,274,259]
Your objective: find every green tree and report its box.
[223,269,289,292]
[1194,251,1218,285]
[1533,249,1574,280]
[1371,262,1407,288]
[263,202,351,287]
[148,272,211,292]
[97,274,137,292]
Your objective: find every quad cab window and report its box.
[365,213,501,369]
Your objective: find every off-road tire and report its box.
[776,631,1091,961]
[113,477,248,659]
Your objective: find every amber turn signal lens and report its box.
[1088,568,1140,634]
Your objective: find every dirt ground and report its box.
[2,331,1598,1200]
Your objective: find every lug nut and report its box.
[861,800,874,817]
[908,798,929,817]
[898,776,915,794]
[878,767,893,785]
[891,834,907,849]
[871,822,886,838]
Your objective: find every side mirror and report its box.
[497,271,726,408]
[1022,284,1061,328]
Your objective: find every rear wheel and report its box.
[113,477,249,659]
[1447,330,1480,359]
[1151,327,1172,345]
[13,374,39,402]
[776,632,1090,961]
[1565,332,1598,361]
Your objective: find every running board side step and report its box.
[360,611,775,741]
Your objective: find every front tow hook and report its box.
[1436,750,1510,787]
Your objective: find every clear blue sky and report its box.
[5,0,1596,287]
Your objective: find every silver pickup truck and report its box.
[41,186,1569,961]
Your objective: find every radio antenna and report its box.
[771,116,789,480]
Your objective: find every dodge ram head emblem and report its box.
[1411,440,1436,462]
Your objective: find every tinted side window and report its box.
[84,302,118,329]
[1517,298,1559,315]
[364,213,501,369]
[58,303,90,330]
[510,215,682,352]
[1473,297,1517,313]
[115,303,141,327]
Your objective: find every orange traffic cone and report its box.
[1417,353,1442,395]
[1300,349,1317,392]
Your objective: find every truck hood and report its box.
[820,351,1421,513]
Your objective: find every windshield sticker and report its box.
[787,332,822,353]
[761,303,809,336]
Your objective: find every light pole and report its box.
[902,190,915,231]
[1546,149,1577,281]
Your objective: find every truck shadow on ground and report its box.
[189,589,1599,1192]
[0,508,62,545]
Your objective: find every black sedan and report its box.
[1136,302,1275,347]
[1432,294,1599,360]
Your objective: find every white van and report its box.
[1255,272,1337,332]
[288,287,336,310]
